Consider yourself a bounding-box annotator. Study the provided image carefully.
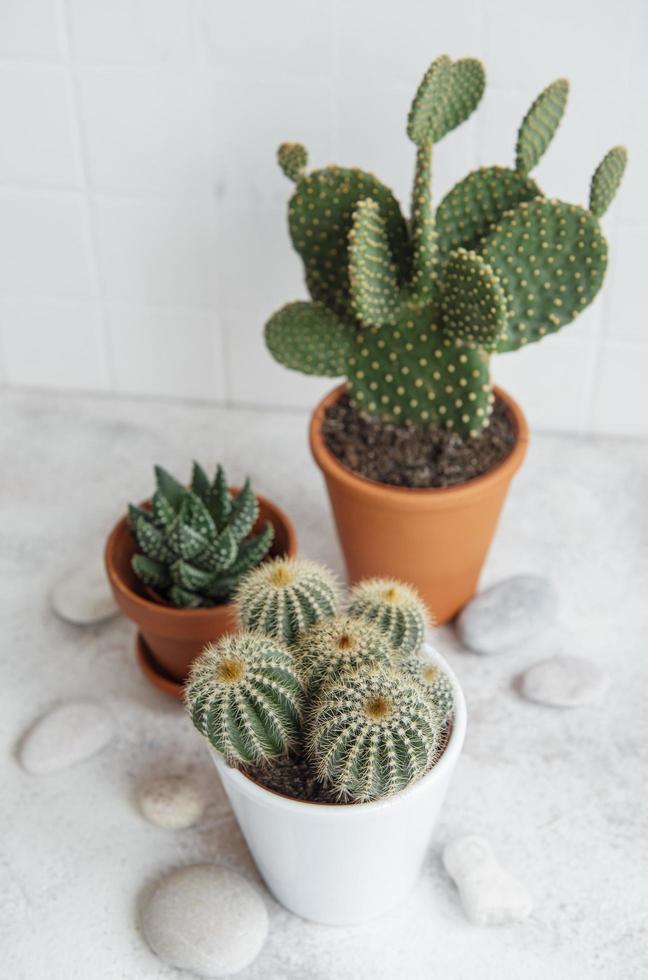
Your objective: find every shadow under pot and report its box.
[309,383,528,625]
[104,490,298,691]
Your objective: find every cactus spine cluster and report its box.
[187,560,456,803]
[265,55,627,439]
[129,463,273,608]
[306,667,442,802]
[347,578,428,657]
[185,632,305,766]
[235,557,339,645]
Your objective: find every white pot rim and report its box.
[212,642,466,819]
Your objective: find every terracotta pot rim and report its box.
[309,383,529,508]
[104,489,298,623]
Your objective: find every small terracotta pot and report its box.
[105,491,298,684]
[309,384,528,624]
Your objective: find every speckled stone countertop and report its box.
[2,389,647,979]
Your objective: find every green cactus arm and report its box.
[515,78,569,176]
[277,142,308,182]
[287,165,410,319]
[589,146,628,217]
[227,479,259,542]
[479,198,608,352]
[409,144,439,298]
[407,56,485,147]
[168,584,202,608]
[435,166,540,258]
[439,248,508,351]
[347,308,493,436]
[134,515,173,563]
[154,465,184,511]
[190,461,211,501]
[207,464,232,530]
[265,301,353,376]
[348,199,400,327]
[131,554,170,591]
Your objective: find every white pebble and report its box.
[518,654,607,707]
[456,575,558,655]
[443,834,532,926]
[142,864,268,977]
[19,699,114,774]
[138,775,206,830]
[50,558,118,626]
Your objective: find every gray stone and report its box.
[19,699,115,774]
[443,834,533,926]
[456,575,559,654]
[137,775,207,830]
[518,654,607,707]
[142,864,268,977]
[50,558,118,626]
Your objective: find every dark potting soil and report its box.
[322,392,516,489]
[241,725,452,804]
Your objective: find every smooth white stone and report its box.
[456,575,559,654]
[519,654,607,707]
[142,864,268,978]
[19,700,115,774]
[50,558,118,626]
[443,834,533,926]
[137,775,206,830]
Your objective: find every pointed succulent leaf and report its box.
[190,461,211,501]
[134,516,173,563]
[225,521,274,578]
[168,584,202,608]
[347,305,493,436]
[166,516,209,561]
[197,525,238,573]
[228,479,259,542]
[516,78,569,176]
[439,248,508,351]
[435,166,540,258]
[128,503,151,528]
[131,554,170,591]
[183,490,217,541]
[265,301,352,376]
[589,146,627,218]
[151,490,176,528]
[277,142,308,182]
[171,559,220,593]
[202,575,240,601]
[287,165,410,319]
[154,465,185,510]
[479,198,608,351]
[348,199,400,327]
[207,464,232,530]
[407,56,485,147]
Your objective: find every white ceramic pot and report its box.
[211,643,466,925]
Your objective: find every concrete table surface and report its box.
[2,389,647,979]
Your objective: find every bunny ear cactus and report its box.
[129,463,274,608]
[266,56,626,439]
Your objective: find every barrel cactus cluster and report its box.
[128,462,274,608]
[185,556,456,802]
[265,54,627,438]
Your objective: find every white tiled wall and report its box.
[0,0,645,436]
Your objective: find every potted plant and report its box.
[185,558,466,924]
[105,462,297,694]
[264,54,627,622]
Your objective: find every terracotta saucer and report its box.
[136,633,184,701]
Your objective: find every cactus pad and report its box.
[185,633,304,766]
[589,146,628,218]
[348,198,400,327]
[516,78,570,176]
[236,557,340,646]
[277,142,308,182]
[347,578,429,657]
[307,667,442,801]
[435,166,540,257]
[288,165,410,320]
[407,55,485,147]
[295,615,394,695]
[265,301,352,376]
[440,248,508,351]
[480,198,608,351]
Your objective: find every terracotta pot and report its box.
[105,490,298,684]
[309,384,528,624]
